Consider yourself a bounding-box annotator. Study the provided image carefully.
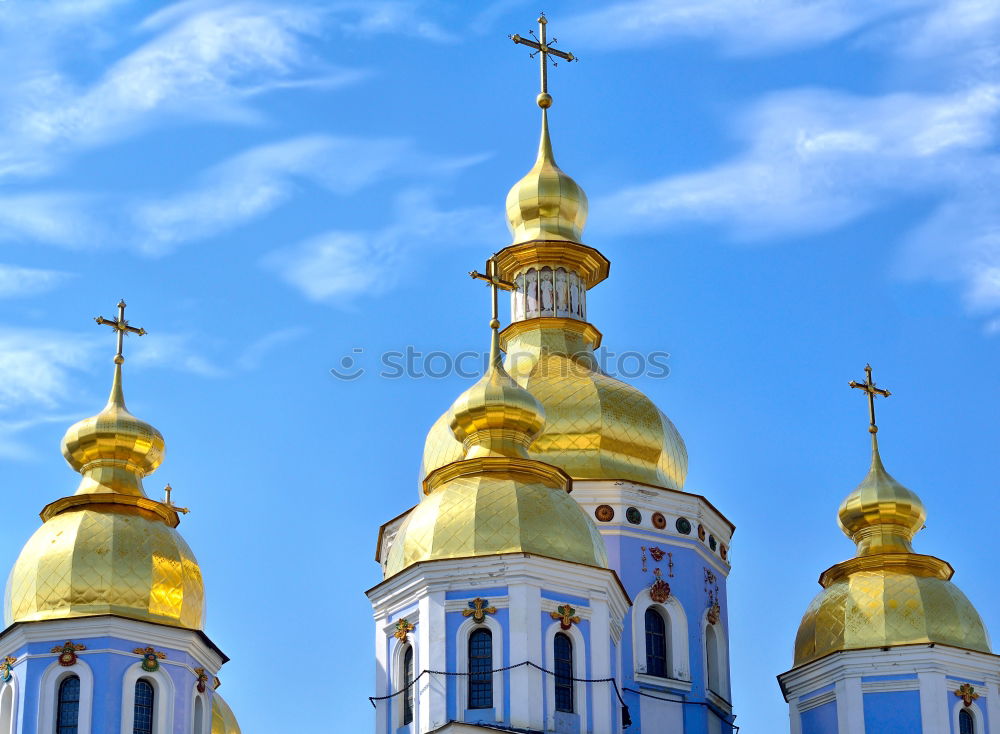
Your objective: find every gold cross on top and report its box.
[95,300,146,364]
[470,258,516,327]
[510,12,577,108]
[163,484,190,515]
[849,364,891,434]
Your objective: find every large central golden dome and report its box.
[5,360,205,630]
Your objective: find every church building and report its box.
[367,15,736,734]
[0,302,241,733]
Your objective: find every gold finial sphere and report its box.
[114,354,124,365]
[490,318,500,329]
[538,14,547,24]
[536,92,553,108]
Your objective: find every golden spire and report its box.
[61,300,164,498]
[506,13,588,246]
[838,365,925,555]
[451,259,545,459]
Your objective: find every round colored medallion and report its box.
[709,535,717,551]
[697,524,706,541]
[651,512,666,529]
[626,507,642,525]
[595,504,614,522]
[675,517,692,535]
[720,544,728,561]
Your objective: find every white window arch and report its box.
[191,688,209,734]
[455,614,505,721]
[391,639,417,729]
[543,620,589,733]
[38,657,93,734]
[0,676,17,734]
[120,661,175,734]
[701,612,729,700]
[631,588,690,682]
[952,699,985,734]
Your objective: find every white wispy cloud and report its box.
[564,0,934,56]
[0,329,96,410]
[264,188,499,302]
[0,264,73,297]
[130,332,227,378]
[236,327,307,370]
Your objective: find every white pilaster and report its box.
[987,682,1000,734]
[590,598,614,734]
[508,583,543,728]
[374,611,389,734]
[919,672,948,734]
[835,677,864,734]
[789,701,802,734]
[419,592,448,732]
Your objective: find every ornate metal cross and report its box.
[470,258,516,326]
[461,597,497,624]
[550,604,581,631]
[849,364,891,434]
[163,484,190,515]
[95,300,146,364]
[955,683,980,707]
[509,12,576,107]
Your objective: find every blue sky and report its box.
[0,0,998,730]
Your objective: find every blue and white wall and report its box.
[0,616,226,734]
[780,645,1000,734]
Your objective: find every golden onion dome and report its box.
[421,321,688,489]
[793,435,989,665]
[388,321,608,576]
[211,693,242,734]
[506,109,588,246]
[5,351,205,631]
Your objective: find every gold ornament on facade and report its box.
[6,302,206,632]
[793,366,990,666]
[550,604,581,630]
[394,618,415,642]
[955,683,980,707]
[52,641,86,667]
[462,598,497,624]
[650,568,670,604]
[194,667,209,693]
[0,657,16,683]
[134,646,167,673]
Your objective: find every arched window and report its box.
[468,629,493,710]
[645,608,669,677]
[193,696,204,734]
[960,709,975,734]
[0,683,13,734]
[56,675,81,734]
[554,633,574,713]
[133,679,154,734]
[706,625,721,694]
[402,645,414,726]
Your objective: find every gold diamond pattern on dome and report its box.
[385,472,608,577]
[211,693,242,734]
[6,508,204,630]
[421,321,687,490]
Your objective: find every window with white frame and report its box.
[57,676,81,734]
[705,624,721,695]
[632,590,689,681]
[467,629,493,710]
[402,645,414,726]
[644,608,669,678]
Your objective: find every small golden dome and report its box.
[506,109,588,245]
[422,321,688,489]
[6,506,205,629]
[449,326,545,460]
[211,693,242,734]
[61,362,164,497]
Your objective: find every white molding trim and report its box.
[120,661,175,734]
[919,672,949,734]
[39,658,94,734]
[631,588,690,682]
[0,675,16,734]
[952,698,985,734]
[835,678,864,734]
[444,597,510,614]
[543,620,589,734]
[861,678,919,693]
[391,636,416,730]
[701,611,729,701]
[455,615,505,722]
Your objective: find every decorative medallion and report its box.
[51,641,86,667]
[649,546,665,562]
[707,602,721,626]
[625,507,642,525]
[675,517,692,535]
[394,618,415,643]
[461,598,497,624]
[651,512,666,529]
[955,683,980,707]
[194,667,209,693]
[720,544,728,561]
[709,535,717,551]
[550,604,582,630]
[595,504,614,522]
[697,524,706,541]
[650,568,671,604]
[133,647,167,673]
[0,657,15,682]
